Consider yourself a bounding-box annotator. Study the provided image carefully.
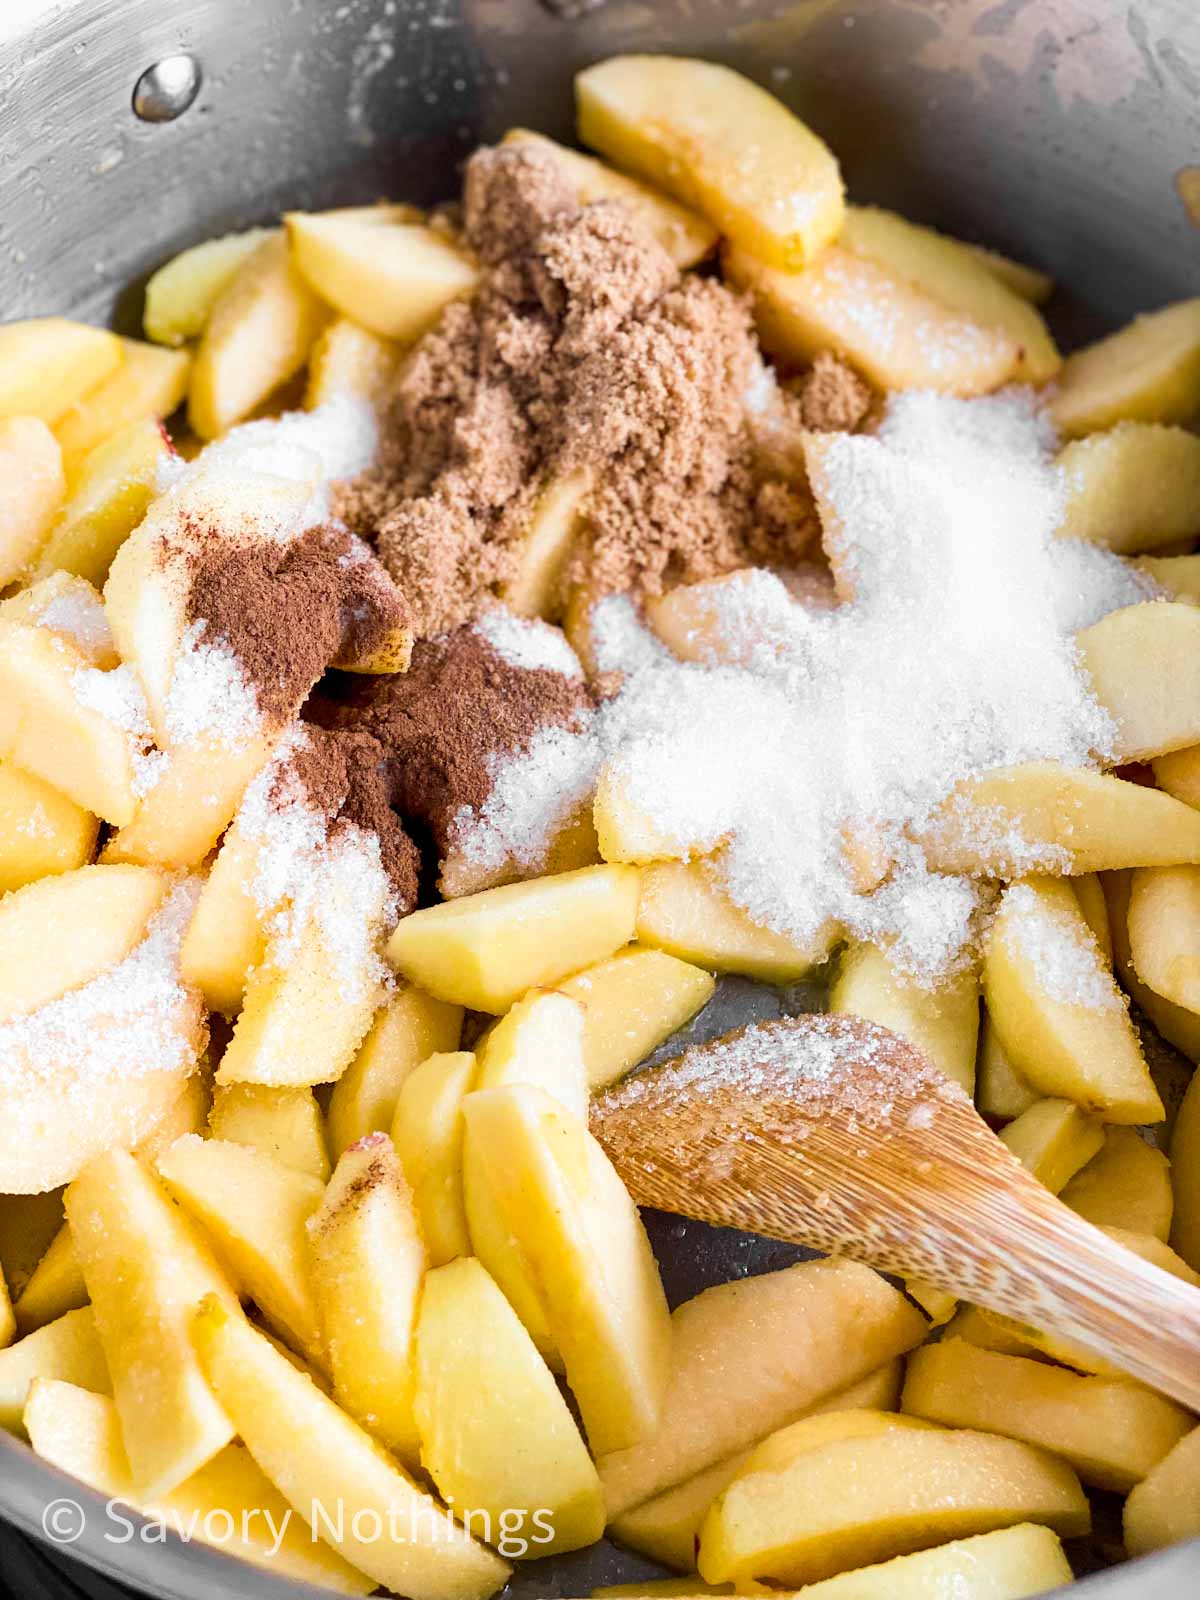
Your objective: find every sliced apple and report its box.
[725,243,1018,396]
[984,877,1162,1124]
[305,317,402,409]
[0,1270,13,1351]
[902,1338,1192,1493]
[558,945,715,1091]
[143,228,276,346]
[0,319,123,425]
[500,469,592,622]
[1048,297,1200,438]
[387,865,640,1012]
[474,988,589,1120]
[1103,868,1200,1064]
[0,761,98,894]
[0,416,65,582]
[1061,1125,1174,1240]
[921,761,1200,876]
[998,1098,1105,1194]
[1056,423,1200,553]
[830,942,979,1094]
[502,129,718,268]
[1072,871,1112,963]
[0,1308,111,1435]
[54,338,189,472]
[286,211,478,340]
[1078,601,1200,761]
[391,1050,476,1266]
[179,826,263,1017]
[463,1083,671,1457]
[1172,1067,1200,1270]
[327,984,464,1160]
[597,1257,925,1518]
[188,233,330,439]
[637,859,836,984]
[968,244,1054,304]
[34,416,170,586]
[415,1256,604,1555]
[192,1294,511,1600]
[0,571,117,669]
[1124,1423,1200,1557]
[975,1016,1040,1121]
[1127,864,1200,1011]
[576,56,843,269]
[1137,553,1200,604]
[839,206,1059,383]
[207,1084,328,1180]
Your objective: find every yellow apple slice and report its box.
[1048,297,1200,438]
[1172,1068,1200,1270]
[54,338,189,472]
[416,1256,604,1555]
[1072,871,1112,963]
[156,1134,326,1365]
[207,1084,329,1180]
[463,1083,671,1456]
[698,1424,1088,1587]
[307,1134,425,1464]
[1124,1423,1200,1556]
[502,129,718,268]
[24,1378,371,1593]
[0,1268,13,1351]
[975,1017,1040,1121]
[65,1151,237,1497]
[286,211,478,340]
[0,416,65,583]
[558,946,715,1091]
[725,243,1018,396]
[192,1294,511,1600]
[637,859,836,984]
[305,317,402,409]
[1060,1125,1174,1240]
[327,984,464,1159]
[0,1308,111,1434]
[0,761,98,894]
[1127,864,1200,1011]
[1136,553,1200,603]
[188,233,330,439]
[902,1338,1192,1493]
[1078,601,1200,760]
[0,319,124,425]
[983,877,1162,1124]
[921,761,1200,876]
[839,206,1059,383]
[179,823,264,1014]
[998,1098,1105,1194]
[34,416,170,586]
[1056,423,1200,552]
[474,988,589,1120]
[968,244,1054,304]
[576,57,843,270]
[387,865,640,1012]
[143,228,276,345]
[391,1050,476,1266]
[500,469,592,622]
[597,1257,925,1518]
[830,942,979,1094]
[1103,868,1200,1064]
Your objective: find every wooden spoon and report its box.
[591,1013,1200,1411]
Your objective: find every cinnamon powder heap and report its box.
[336,144,862,638]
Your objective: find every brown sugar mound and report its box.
[336,144,837,637]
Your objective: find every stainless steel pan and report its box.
[1,2,1198,1596]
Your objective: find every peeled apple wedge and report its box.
[998,1098,1104,1194]
[391,1051,476,1266]
[1077,601,1200,761]
[984,877,1163,1124]
[307,1136,425,1464]
[698,1424,1089,1587]
[34,416,170,587]
[598,1258,926,1518]
[576,56,843,270]
[500,468,592,622]
[830,942,979,1094]
[502,129,718,268]
[0,319,123,425]
[1103,868,1200,1065]
[65,1150,238,1498]
[286,211,478,340]
[0,571,117,668]
[558,946,715,1091]
[975,1018,1040,1121]
[207,1084,329,1180]
[53,338,189,471]
[637,859,835,984]
[143,227,276,345]
[969,243,1055,304]
[157,1135,326,1365]
[1127,864,1200,1012]
[192,1295,511,1600]
[1055,423,1200,553]
[415,1257,605,1555]
[1124,1424,1200,1556]
[463,1084,672,1457]
[474,988,589,1120]
[921,761,1200,876]
[0,761,98,895]
[0,1307,111,1434]
[386,864,640,1012]
[179,822,265,1014]
[0,416,65,583]
[1060,1125,1174,1240]
[839,206,1060,383]
[1172,1068,1200,1269]
[188,233,330,439]
[1073,871,1113,964]
[24,1379,371,1594]
[1048,297,1200,438]
[1137,553,1200,605]
[327,984,463,1160]
[305,317,402,409]
[724,243,1018,397]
